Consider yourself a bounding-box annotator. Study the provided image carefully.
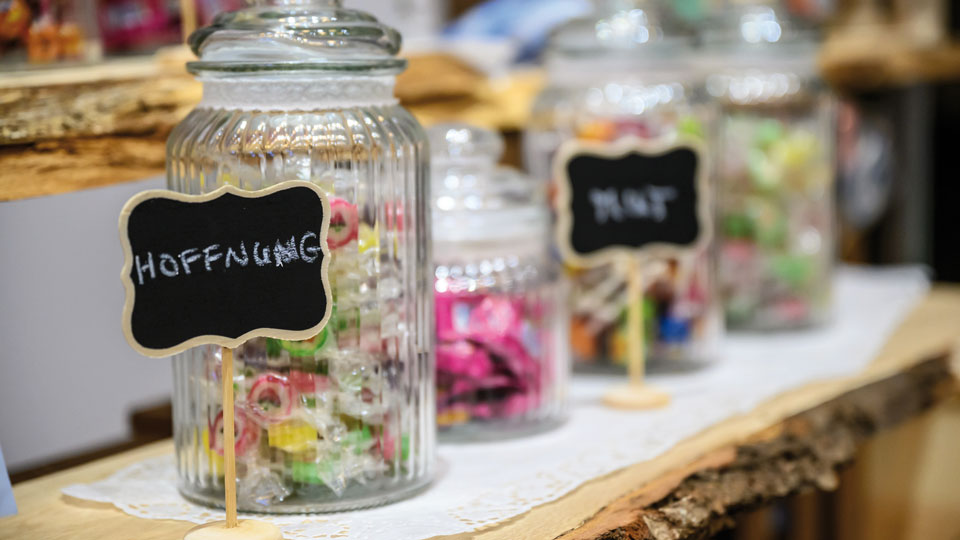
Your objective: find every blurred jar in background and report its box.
[2,0,100,63]
[430,124,568,440]
[701,4,835,331]
[525,0,721,372]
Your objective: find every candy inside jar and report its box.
[429,124,568,440]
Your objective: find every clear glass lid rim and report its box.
[186,59,407,75]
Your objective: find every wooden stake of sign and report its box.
[179,0,197,42]
[553,137,709,410]
[120,181,334,540]
[602,259,670,409]
[221,348,238,529]
[182,348,283,540]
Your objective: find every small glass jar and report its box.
[525,0,721,371]
[429,124,567,440]
[701,5,835,330]
[168,0,434,513]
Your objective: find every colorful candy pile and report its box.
[434,290,551,429]
[563,117,717,369]
[717,115,832,329]
[181,195,414,509]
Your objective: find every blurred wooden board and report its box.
[2,287,958,540]
[0,51,200,202]
[821,32,960,92]
[0,52,539,202]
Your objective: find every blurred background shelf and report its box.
[0,49,540,201]
[821,41,960,92]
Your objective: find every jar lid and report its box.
[428,124,548,244]
[698,3,819,70]
[545,0,695,63]
[188,0,405,74]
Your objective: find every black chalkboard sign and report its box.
[554,139,709,266]
[120,181,332,357]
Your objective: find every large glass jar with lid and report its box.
[168,0,434,513]
[429,124,567,440]
[702,4,835,330]
[525,0,721,371]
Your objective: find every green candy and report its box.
[291,459,336,485]
[722,213,754,239]
[753,119,784,150]
[343,426,373,455]
[644,298,657,343]
[400,434,410,462]
[747,148,781,191]
[678,115,704,139]
[770,255,813,288]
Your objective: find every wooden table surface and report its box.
[2,287,959,540]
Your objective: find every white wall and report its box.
[0,177,173,471]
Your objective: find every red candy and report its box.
[288,371,330,394]
[327,197,359,249]
[209,408,260,457]
[247,373,295,424]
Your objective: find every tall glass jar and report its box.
[525,0,721,371]
[429,124,567,440]
[168,0,434,513]
[702,5,835,330]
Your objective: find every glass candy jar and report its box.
[525,0,721,371]
[429,125,568,440]
[702,5,835,330]
[168,0,434,513]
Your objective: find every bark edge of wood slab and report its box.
[557,353,958,540]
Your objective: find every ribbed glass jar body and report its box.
[526,68,721,372]
[169,75,433,513]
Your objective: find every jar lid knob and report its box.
[428,124,504,164]
[245,0,342,5]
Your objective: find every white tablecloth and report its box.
[63,266,929,539]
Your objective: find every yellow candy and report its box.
[358,223,378,253]
[577,121,617,142]
[437,408,470,427]
[267,420,318,453]
[201,427,224,476]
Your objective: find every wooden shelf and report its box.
[2,287,958,540]
[0,52,538,202]
[820,32,960,92]
[0,51,201,201]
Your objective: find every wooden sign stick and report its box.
[603,257,670,409]
[179,0,197,42]
[221,347,238,529]
[626,258,645,386]
[183,347,283,539]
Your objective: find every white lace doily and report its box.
[63,267,929,539]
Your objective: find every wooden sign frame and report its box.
[553,136,712,268]
[119,180,333,358]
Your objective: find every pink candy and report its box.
[435,290,547,426]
